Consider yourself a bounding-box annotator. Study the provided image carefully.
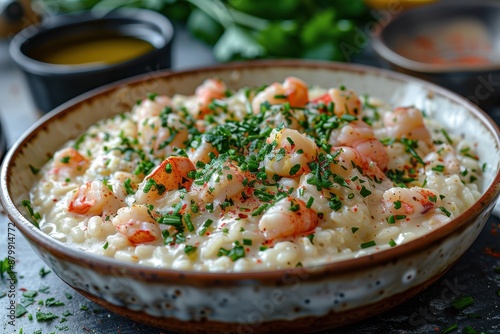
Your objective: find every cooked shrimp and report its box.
[187,138,219,165]
[425,143,461,174]
[135,95,172,122]
[264,128,319,177]
[258,197,318,241]
[194,78,227,118]
[201,160,250,201]
[136,156,195,203]
[332,120,388,171]
[138,112,189,158]
[282,77,309,107]
[68,180,124,215]
[51,147,89,178]
[331,146,386,181]
[112,205,162,245]
[252,77,309,114]
[383,187,441,217]
[384,107,431,143]
[311,87,361,117]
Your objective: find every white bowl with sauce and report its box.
[371,0,500,110]
[9,8,174,113]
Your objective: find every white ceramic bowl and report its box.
[2,60,500,333]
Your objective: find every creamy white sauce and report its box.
[28,78,482,271]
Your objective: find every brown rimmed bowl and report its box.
[1,60,500,333]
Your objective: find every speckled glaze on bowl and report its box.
[2,60,500,333]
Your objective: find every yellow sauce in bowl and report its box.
[30,34,154,66]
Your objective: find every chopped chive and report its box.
[243,239,252,246]
[289,164,301,176]
[15,304,28,318]
[157,215,182,226]
[103,242,109,249]
[191,202,199,213]
[289,200,300,212]
[205,202,214,212]
[340,114,357,121]
[306,197,314,208]
[394,200,401,209]
[251,204,269,216]
[259,246,268,251]
[440,324,458,334]
[380,137,396,146]
[439,206,452,217]
[351,227,359,234]
[360,186,372,197]
[387,215,396,224]
[45,297,65,307]
[198,219,213,236]
[440,128,453,144]
[219,243,240,259]
[432,165,445,172]
[165,163,173,173]
[29,164,40,175]
[184,245,197,255]
[333,174,350,188]
[39,267,51,278]
[183,214,194,232]
[360,240,376,249]
[451,295,474,310]
[400,138,424,165]
[389,239,397,247]
[36,311,58,321]
[21,200,40,229]
[462,326,479,334]
[124,178,135,195]
[395,215,406,220]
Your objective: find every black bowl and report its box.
[372,0,500,110]
[9,9,174,113]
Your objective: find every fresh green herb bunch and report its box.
[35,0,371,62]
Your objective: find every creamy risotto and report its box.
[27,77,482,271]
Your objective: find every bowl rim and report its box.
[2,59,500,283]
[8,8,174,76]
[371,0,500,73]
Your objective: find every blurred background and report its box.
[0,0,420,62]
